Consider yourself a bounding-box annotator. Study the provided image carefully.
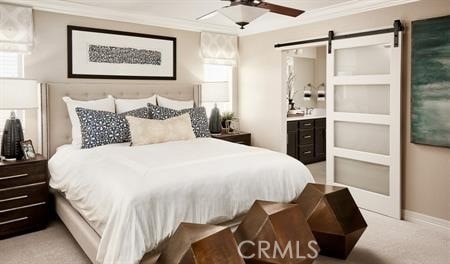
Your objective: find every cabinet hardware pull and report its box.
[0,217,28,226]
[0,202,46,213]
[0,173,28,181]
[304,151,312,154]
[304,123,312,126]
[0,195,28,203]
[304,135,312,139]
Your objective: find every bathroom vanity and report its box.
[287,114,326,164]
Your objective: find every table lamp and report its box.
[201,82,229,134]
[0,79,38,160]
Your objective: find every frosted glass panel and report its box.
[335,44,391,76]
[335,85,390,114]
[335,157,389,195]
[335,121,390,155]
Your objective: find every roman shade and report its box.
[201,32,238,65]
[0,3,34,53]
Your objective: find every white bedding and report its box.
[49,138,313,264]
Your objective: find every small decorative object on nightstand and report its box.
[0,155,48,238]
[211,132,251,146]
[201,82,229,134]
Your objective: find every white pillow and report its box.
[157,95,194,110]
[115,95,157,114]
[126,114,195,146]
[63,95,115,147]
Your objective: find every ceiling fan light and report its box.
[219,5,269,26]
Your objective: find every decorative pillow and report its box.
[126,114,195,146]
[148,104,211,138]
[115,95,157,114]
[75,107,149,149]
[63,95,115,147]
[156,95,194,110]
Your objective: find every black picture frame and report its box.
[20,140,36,160]
[67,25,177,80]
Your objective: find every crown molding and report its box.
[239,0,420,36]
[1,0,419,36]
[0,0,238,35]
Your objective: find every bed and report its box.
[41,82,314,264]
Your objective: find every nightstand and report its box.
[0,155,49,238]
[211,132,251,146]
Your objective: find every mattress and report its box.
[48,138,314,264]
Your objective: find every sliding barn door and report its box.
[326,32,402,218]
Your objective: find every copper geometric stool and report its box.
[234,200,320,264]
[293,183,367,259]
[156,223,244,264]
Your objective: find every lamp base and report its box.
[1,113,24,160]
[209,105,222,134]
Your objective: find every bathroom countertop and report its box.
[287,114,326,121]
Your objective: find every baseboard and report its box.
[403,210,450,232]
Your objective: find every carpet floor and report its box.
[1,209,448,263]
[1,161,448,263]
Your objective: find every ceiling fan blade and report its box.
[257,2,304,17]
[196,10,219,20]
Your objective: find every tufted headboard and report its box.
[41,82,200,157]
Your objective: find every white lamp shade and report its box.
[201,82,229,103]
[219,5,269,24]
[0,79,38,109]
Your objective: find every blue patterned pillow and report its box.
[76,107,149,149]
[148,104,211,138]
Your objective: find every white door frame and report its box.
[326,32,402,219]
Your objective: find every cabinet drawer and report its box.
[299,145,314,159]
[0,163,46,189]
[0,183,48,211]
[287,121,298,132]
[299,120,314,129]
[299,129,314,145]
[224,134,251,146]
[0,203,47,238]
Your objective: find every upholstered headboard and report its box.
[41,82,200,157]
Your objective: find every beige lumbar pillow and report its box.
[126,114,195,146]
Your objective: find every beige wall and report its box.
[238,0,450,220]
[23,10,203,152]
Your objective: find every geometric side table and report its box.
[234,200,320,264]
[293,183,367,259]
[156,223,245,264]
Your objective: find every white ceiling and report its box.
[7,0,419,35]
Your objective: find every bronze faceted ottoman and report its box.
[157,223,244,264]
[234,200,320,264]
[293,183,367,259]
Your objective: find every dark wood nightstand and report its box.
[0,155,49,239]
[211,132,251,146]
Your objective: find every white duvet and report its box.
[49,138,313,264]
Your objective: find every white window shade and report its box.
[201,32,238,65]
[0,4,33,53]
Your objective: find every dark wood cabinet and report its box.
[212,132,251,146]
[0,155,48,239]
[287,118,326,164]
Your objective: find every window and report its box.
[0,52,25,143]
[0,52,23,77]
[203,64,234,116]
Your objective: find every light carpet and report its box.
[0,210,448,263]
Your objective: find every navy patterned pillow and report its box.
[148,104,211,138]
[76,107,149,149]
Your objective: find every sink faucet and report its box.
[305,107,314,115]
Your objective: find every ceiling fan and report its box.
[197,0,305,29]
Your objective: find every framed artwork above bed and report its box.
[67,25,176,80]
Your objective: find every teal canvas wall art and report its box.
[411,15,450,147]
